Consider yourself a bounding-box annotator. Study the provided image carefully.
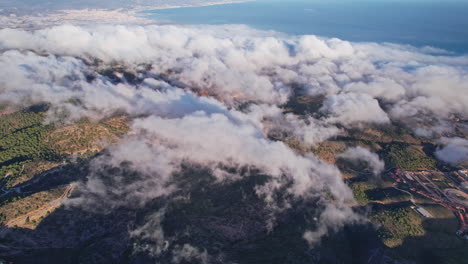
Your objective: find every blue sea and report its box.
[143,0,468,54]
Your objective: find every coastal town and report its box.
[389,168,468,240]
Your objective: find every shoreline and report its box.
[129,0,253,22]
[131,0,253,13]
[0,0,254,30]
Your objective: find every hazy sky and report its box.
[0,0,268,9]
[0,0,223,10]
[2,0,468,10]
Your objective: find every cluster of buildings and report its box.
[446,170,468,187]
[389,168,468,240]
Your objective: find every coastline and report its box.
[0,0,253,30]
[131,0,252,13]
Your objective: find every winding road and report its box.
[0,184,74,236]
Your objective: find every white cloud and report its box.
[1,22,467,248]
[245,104,342,146]
[320,93,390,126]
[435,137,468,166]
[2,24,467,124]
[131,112,354,201]
[172,244,209,264]
[130,209,169,256]
[303,202,364,246]
[338,146,385,176]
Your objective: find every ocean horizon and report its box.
[142,0,468,54]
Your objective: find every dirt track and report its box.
[0,184,74,234]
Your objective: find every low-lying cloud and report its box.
[435,137,468,166]
[338,146,385,176]
[1,24,467,135]
[320,93,390,127]
[0,21,467,253]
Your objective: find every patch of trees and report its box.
[0,110,60,187]
[371,207,424,242]
[383,142,436,170]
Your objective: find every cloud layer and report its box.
[338,146,385,176]
[436,137,468,166]
[1,24,467,134]
[0,22,467,253]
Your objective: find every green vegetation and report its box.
[282,95,325,115]
[384,142,437,170]
[0,212,5,225]
[0,107,128,189]
[350,183,411,205]
[0,109,59,186]
[0,186,64,224]
[311,141,347,164]
[44,116,128,155]
[350,183,370,204]
[371,205,425,247]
